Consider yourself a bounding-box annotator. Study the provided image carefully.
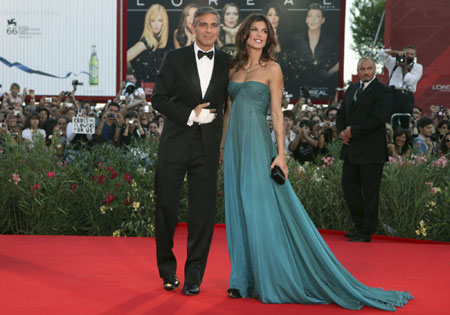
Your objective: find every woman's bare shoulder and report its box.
[266,60,282,72]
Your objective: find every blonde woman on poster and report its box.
[127,4,169,83]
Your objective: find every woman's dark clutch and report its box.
[271,158,285,185]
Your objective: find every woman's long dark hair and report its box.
[440,132,450,155]
[24,112,41,130]
[175,3,199,47]
[230,14,277,71]
[393,128,412,155]
[262,2,291,50]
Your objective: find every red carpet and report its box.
[1,225,449,315]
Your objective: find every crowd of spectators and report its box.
[270,96,450,164]
[0,75,163,161]
[1,78,449,164]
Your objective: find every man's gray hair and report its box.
[357,57,376,67]
[193,6,220,26]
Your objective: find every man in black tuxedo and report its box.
[151,7,229,296]
[336,57,392,242]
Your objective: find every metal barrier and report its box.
[390,113,413,129]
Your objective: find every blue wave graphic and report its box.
[0,56,89,79]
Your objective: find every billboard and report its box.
[126,0,343,100]
[1,0,118,97]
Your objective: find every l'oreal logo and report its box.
[432,84,450,92]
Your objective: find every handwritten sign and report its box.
[73,117,95,134]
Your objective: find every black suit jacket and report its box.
[336,78,392,164]
[151,45,229,168]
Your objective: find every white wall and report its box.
[1,0,118,96]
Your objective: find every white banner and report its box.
[73,117,95,134]
[0,0,118,97]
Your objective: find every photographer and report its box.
[147,120,160,140]
[379,46,423,129]
[95,102,123,145]
[115,73,145,104]
[117,111,145,146]
[289,119,319,164]
[0,112,22,144]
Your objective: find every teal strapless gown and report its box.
[223,81,413,311]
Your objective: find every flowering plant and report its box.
[0,137,448,241]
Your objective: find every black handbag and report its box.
[271,157,285,185]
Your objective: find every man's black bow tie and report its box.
[197,50,214,60]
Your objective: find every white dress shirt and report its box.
[193,41,214,98]
[187,41,216,126]
[379,49,423,93]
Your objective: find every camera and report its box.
[66,103,73,108]
[396,54,415,65]
[13,110,20,116]
[119,95,126,101]
[72,80,83,86]
[11,132,18,138]
[150,131,156,137]
[144,105,150,113]
[107,113,116,118]
[64,91,71,96]
[45,97,52,103]
[124,81,136,95]
[128,119,135,124]
[438,106,447,120]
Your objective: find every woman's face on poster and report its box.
[306,9,325,31]
[151,15,163,35]
[266,8,279,29]
[224,6,239,28]
[186,7,197,29]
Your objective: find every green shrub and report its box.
[0,137,448,241]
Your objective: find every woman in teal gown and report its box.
[220,14,412,311]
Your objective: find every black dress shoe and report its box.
[345,230,359,238]
[182,284,200,295]
[163,275,180,291]
[349,234,371,242]
[227,288,242,298]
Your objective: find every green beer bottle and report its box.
[89,45,99,85]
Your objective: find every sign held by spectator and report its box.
[73,117,95,134]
